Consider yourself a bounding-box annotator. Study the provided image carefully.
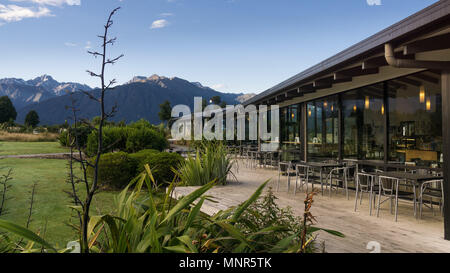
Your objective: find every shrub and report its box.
[87,152,138,189]
[132,152,183,185]
[236,188,305,252]
[86,126,168,156]
[125,127,168,153]
[85,126,128,156]
[176,141,234,186]
[129,149,160,163]
[59,126,92,148]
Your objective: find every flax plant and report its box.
[177,141,235,186]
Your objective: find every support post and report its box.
[383,81,389,164]
[338,94,344,161]
[441,71,450,240]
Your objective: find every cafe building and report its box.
[243,0,450,239]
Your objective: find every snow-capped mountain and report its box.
[0,75,92,109]
[17,74,248,125]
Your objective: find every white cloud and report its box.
[151,19,169,29]
[10,0,81,6]
[0,4,52,22]
[85,41,91,49]
[160,12,173,17]
[64,42,77,47]
[366,0,381,6]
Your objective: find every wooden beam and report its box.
[395,77,422,87]
[410,73,440,84]
[404,33,450,55]
[284,90,300,99]
[299,83,316,94]
[313,77,333,89]
[335,67,379,80]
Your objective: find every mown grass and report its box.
[0,158,117,248]
[0,142,68,156]
[0,131,59,142]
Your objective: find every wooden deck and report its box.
[172,160,450,253]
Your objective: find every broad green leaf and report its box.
[271,232,299,252]
[160,180,216,225]
[184,196,205,232]
[0,219,56,251]
[164,245,189,253]
[308,227,344,237]
[215,221,253,251]
[177,235,198,253]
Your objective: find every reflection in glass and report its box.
[307,96,338,161]
[280,104,302,161]
[388,72,442,165]
[342,84,384,160]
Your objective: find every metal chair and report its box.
[330,165,356,200]
[376,176,415,222]
[354,172,377,215]
[294,163,311,195]
[419,179,444,219]
[326,167,347,198]
[277,161,295,192]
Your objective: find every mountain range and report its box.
[0,74,255,125]
[0,75,92,110]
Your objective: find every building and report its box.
[243,0,450,239]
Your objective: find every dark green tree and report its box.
[0,96,17,124]
[158,100,172,125]
[210,96,221,105]
[25,110,40,128]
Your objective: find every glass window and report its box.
[280,104,302,161]
[307,96,338,161]
[388,72,442,165]
[342,84,384,160]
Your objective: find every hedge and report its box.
[87,152,138,189]
[86,126,167,156]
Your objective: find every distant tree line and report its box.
[0,96,40,128]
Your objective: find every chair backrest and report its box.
[378,176,399,193]
[345,165,356,179]
[296,164,310,176]
[357,173,373,187]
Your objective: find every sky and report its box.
[0,0,440,94]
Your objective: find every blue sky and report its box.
[0,0,439,94]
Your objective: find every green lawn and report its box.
[0,158,117,248]
[0,142,68,156]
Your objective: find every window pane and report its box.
[388,72,442,166]
[342,84,384,160]
[307,96,338,161]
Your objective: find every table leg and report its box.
[320,168,323,195]
[395,179,399,222]
[354,173,359,212]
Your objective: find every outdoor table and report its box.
[304,162,344,195]
[357,171,442,220]
[356,160,442,173]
